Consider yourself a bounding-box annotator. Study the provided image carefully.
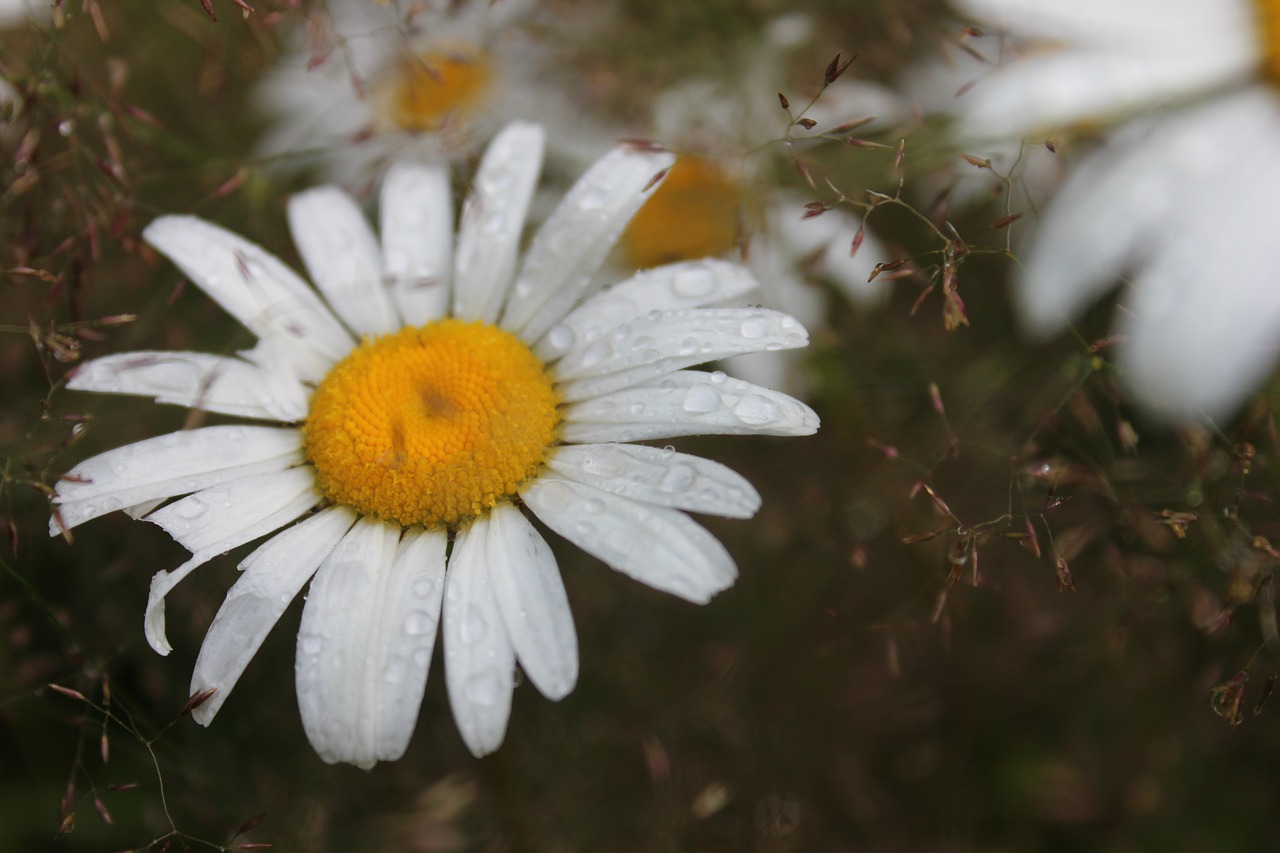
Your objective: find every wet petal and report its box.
[452,122,545,324]
[51,426,303,534]
[443,515,515,757]
[381,162,454,326]
[533,259,759,363]
[294,517,404,768]
[502,144,676,344]
[522,473,737,604]
[548,443,760,519]
[66,351,309,422]
[485,504,578,701]
[189,506,357,725]
[560,369,819,443]
[554,308,809,402]
[288,186,398,337]
[143,216,352,380]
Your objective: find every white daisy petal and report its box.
[443,516,515,757]
[955,0,1251,50]
[66,351,309,422]
[288,187,399,337]
[547,444,761,519]
[189,505,357,725]
[381,162,454,326]
[452,122,545,324]
[501,145,677,344]
[521,473,737,604]
[560,369,820,443]
[367,527,449,761]
[51,426,303,535]
[484,504,578,701]
[554,308,809,402]
[533,259,760,363]
[144,467,319,553]
[1016,90,1264,337]
[295,517,404,769]
[143,216,353,380]
[142,468,322,655]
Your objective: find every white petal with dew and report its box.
[561,369,820,443]
[548,444,760,519]
[554,309,809,402]
[502,145,676,344]
[381,162,454,326]
[452,122,545,325]
[66,351,309,422]
[484,504,578,701]
[143,468,321,655]
[288,187,398,337]
[443,517,515,757]
[145,466,319,553]
[522,474,737,604]
[143,216,352,381]
[189,506,357,725]
[534,259,759,363]
[51,426,303,534]
[295,517,405,768]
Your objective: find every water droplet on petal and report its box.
[458,604,487,642]
[545,324,575,352]
[681,384,721,414]
[740,315,770,338]
[733,394,779,425]
[412,577,436,599]
[300,635,323,656]
[658,464,697,494]
[672,268,717,299]
[405,609,436,637]
[465,670,502,706]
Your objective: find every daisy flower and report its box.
[616,15,899,390]
[49,122,818,767]
[951,0,1280,420]
[255,0,599,186]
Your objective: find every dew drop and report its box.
[405,609,436,637]
[584,498,606,514]
[465,670,502,706]
[733,394,779,425]
[739,314,770,338]
[658,464,697,494]
[545,324,575,352]
[458,604,487,643]
[299,635,323,656]
[681,384,721,414]
[382,661,405,684]
[671,268,717,299]
[709,370,728,384]
[412,577,437,599]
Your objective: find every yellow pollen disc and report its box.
[387,48,492,132]
[303,319,560,528]
[619,156,744,269]
[1257,0,1280,83]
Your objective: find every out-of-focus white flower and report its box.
[50,122,818,767]
[616,14,901,391]
[951,0,1280,420]
[0,0,50,28]
[255,0,598,186]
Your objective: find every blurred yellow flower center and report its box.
[304,320,560,528]
[619,156,743,269]
[1258,0,1280,83]
[388,49,492,132]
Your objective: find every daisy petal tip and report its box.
[143,576,174,656]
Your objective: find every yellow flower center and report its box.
[1258,0,1280,83]
[385,48,492,133]
[303,319,560,529]
[619,156,744,269]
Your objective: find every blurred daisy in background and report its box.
[616,14,901,391]
[255,0,601,187]
[951,0,1280,421]
[0,0,50,28]
[49,122,818,767]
